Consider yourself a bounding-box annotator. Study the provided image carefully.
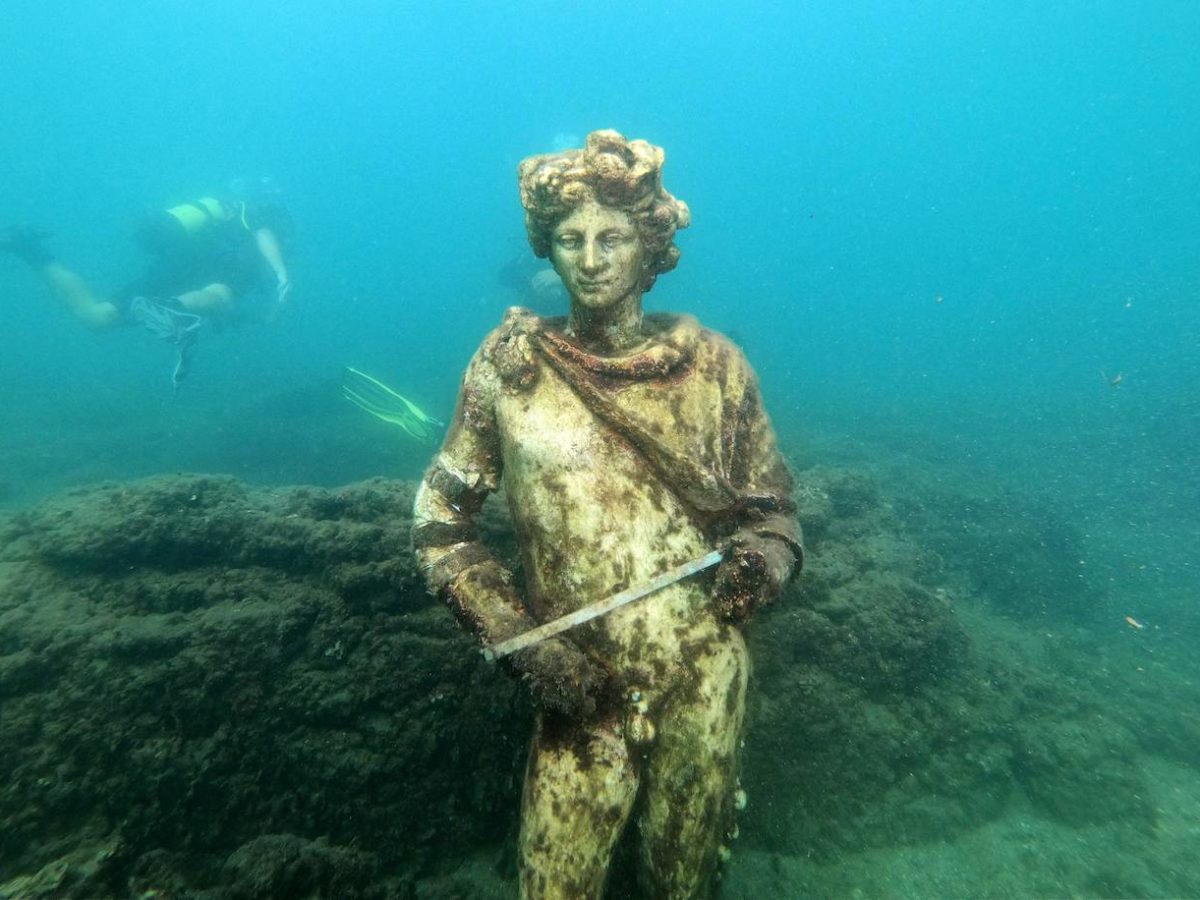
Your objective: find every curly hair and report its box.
[517,130,691,293]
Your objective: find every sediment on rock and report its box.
[0,475,527,898]
[0,468,1180,896]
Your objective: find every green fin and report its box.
[342,367,444,442]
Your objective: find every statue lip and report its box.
[576,278,609,289]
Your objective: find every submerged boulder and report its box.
[0,475,527,898]
[0,467,1174,896]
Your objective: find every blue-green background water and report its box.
[2,0,1198,894]
[4,1,1197,492]
[6,1,1196,568]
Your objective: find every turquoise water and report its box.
[2,1,1198,896]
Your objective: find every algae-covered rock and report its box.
[220,834,377,900]
[0,467,1175,897]
[739,464,1163,862]
[742,466,987,858]
[1014,720,1155,827]
[0,475,528,898]
[890,477,1099,621]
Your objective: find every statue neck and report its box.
[567,294,645,355]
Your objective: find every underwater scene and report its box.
[1,1,1198,898]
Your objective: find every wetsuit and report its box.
[113,198,292,315]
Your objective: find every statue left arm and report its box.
[716,352,805,622]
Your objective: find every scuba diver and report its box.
[1,178,293,388]
[412,130,803,898]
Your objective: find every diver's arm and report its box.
[254,227,290,303]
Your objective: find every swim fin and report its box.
[342,367,444,442]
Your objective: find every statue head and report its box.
[518,130,691,293]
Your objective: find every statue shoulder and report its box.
[693,320,749,359]
[646,313,745,355]
[692,323,763,392]
[474,306,549,391]
[642,312,758,383]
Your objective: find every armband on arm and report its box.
[412,460,532,643]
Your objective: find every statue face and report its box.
[549,201,645,310]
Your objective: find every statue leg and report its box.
[518,713,639,900]
[637,637,748,899]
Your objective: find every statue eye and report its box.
[556,233,581,249]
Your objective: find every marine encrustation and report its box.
[413,130,803,899]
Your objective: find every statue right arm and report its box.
[411,346,535,645]
[411,335,614,719]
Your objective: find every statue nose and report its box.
[581,240,603,272]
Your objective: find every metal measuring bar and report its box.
[483,549,724,661]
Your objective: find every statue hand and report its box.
[715,530,794,624]
[507,637,612,720]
